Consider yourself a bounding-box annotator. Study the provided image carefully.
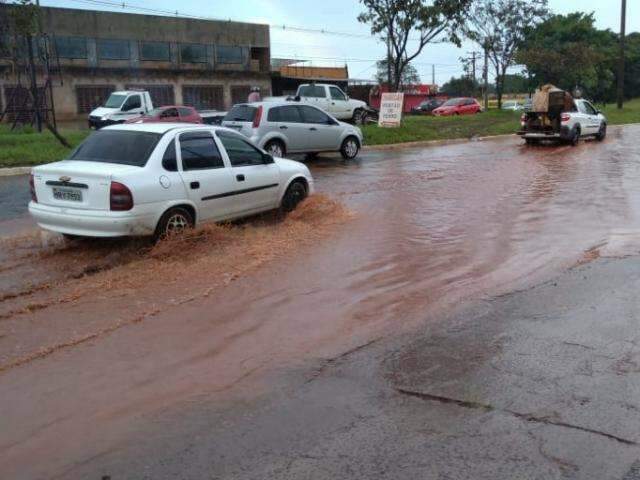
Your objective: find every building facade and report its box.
[0,6,271,121]
[271,61,349,96]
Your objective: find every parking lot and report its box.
[3,126,640,478]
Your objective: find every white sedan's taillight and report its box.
[110,182,134,211]
[561,113,571,123]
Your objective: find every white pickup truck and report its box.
[88,90,226,129]
[518,87,607,146]
[276,84,370,124]
[89,91,153,129]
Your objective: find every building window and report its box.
[76,85,116,113]
[97,39,130,60]
[230,85,251,105]
[54,36,87,59]
[180,43,208,64]
[182,85,224,110]
[216,45,246,64]
[140,41,171,61]
[125,84,175,106]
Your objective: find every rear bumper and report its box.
[518,126,572,140]
[29,202,156,237]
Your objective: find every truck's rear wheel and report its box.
[570,127,581,146]
[525,138,539,146]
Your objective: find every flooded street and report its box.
[3,126,640,479]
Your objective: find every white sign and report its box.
[378,92,404,128]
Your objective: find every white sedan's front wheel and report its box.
[340,136,360,160]
[281,181,307,213]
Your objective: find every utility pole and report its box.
[467,51,479,83]
[432,64,435,87]
[617,0,627,109]
[483,46,489,111]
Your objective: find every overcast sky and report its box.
[41,0,637,85]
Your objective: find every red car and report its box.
[125,105,203,124]
[432,97,482,116]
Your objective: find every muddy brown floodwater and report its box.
[2,126,640,478]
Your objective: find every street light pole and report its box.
[617,0,627,109]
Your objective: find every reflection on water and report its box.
[304,126,640,328]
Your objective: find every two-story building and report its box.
[0,5,271,121]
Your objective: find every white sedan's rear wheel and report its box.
[155,207,194,241]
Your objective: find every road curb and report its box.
[363,133,516,151]
[0,124,637,175]
[362,123,639,152]
[0,166,31,177]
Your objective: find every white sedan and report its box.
[29,124,314,239]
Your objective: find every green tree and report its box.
[623,33,640,100]
[375,59,421,88]
[502,74,532,94]
[358,0,472,92]
[516,13,617,101]
[465,0,549,108]
[440,76,480,97]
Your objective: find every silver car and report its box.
[222,101,363,159]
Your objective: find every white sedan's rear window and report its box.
[69,130,162,166]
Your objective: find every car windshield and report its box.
[103,93,127,109]
[224,105,257,122]
[442,98,464,107]
[68,130,161,166]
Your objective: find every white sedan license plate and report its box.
[53,187,82,202]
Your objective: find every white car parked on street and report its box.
[222,102,363,159]
[29,124,314,239]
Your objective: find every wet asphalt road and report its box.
[0,174,29,221]
[76,255,640,480]
[3,127,640,479]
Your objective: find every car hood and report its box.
[89,107,120,118]
[274,157,311,176]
